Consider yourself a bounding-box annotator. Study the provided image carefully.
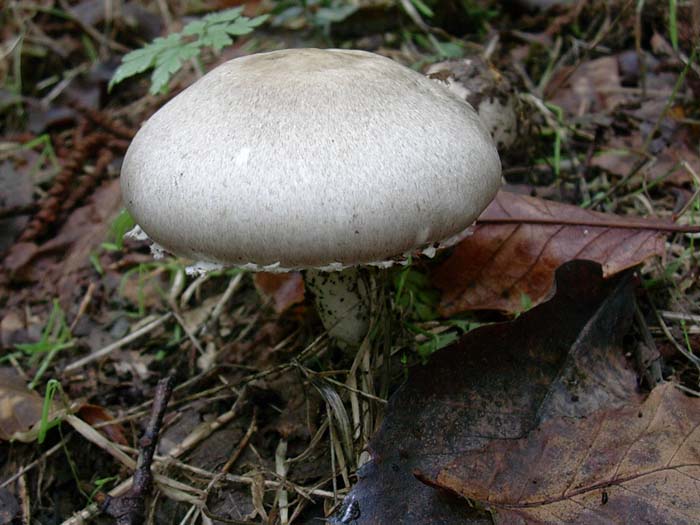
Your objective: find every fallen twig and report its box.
[101,376,175,525]
[64,313,172,372]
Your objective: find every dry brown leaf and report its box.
[253,272,305,314]
[433,191,676,315]
[548,56,626,115]
[0,369,90,444]
[337,261,638,524]
[2,180,122,300]
[77,403,129,446]
[0,368,43,442]
[592,131,699,186]
[429,383,700,524]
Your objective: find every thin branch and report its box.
[63,313,172,372]
[102,376,175,525]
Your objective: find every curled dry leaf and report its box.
[428,383,700,525]
[0,370,114,445]
[433,190,684,315]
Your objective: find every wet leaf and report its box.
[426,383,700,524]
[339,261,638,524]
[433,191,670,315]
[254,272,305,314]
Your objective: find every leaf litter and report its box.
[340,261,699,524]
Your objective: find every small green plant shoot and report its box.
[109,7,268,95]
[15,299,74,389]
[38,379,62,444]
[15,299,72,357]
[101,208,135,252]
[393,262,440,322]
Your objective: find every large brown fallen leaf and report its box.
[335,261,642,524]
[433,190,697,315]
[426,382,700,524]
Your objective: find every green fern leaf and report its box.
[182,20,207,36]
[198,27,234,51]
[246,14,269,27]
[150,42,199,94]
[203,7,244,24]
[109,5,267,94]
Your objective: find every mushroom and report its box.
[120,48,501,346]
[425,56,519,152]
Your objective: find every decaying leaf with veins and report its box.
[428,383,700,524]
[433,190,694,315]
[337,261,661,524]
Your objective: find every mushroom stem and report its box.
[304,267,371,346]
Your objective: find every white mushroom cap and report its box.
[121,48,501,270]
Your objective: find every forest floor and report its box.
[1,1,699,524]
